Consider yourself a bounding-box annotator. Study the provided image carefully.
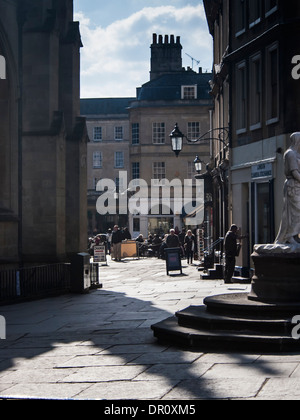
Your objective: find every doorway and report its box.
[252,180,275,244]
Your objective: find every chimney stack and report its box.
[150,33,183,81]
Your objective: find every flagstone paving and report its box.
[0,256,299,400]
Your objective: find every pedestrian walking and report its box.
[112,225,123,261]
[224,224,247,284]
[184,230,195,265]
[166,229,181,248]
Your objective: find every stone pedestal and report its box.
[151,243,300,351]
[250,244,300,304]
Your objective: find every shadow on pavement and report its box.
[0,285,284,400]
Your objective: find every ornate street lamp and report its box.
[194,156,202,174]
[170,123,229,158]
[169,123,184,157]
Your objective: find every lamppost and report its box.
[169,123,184,157]
[170,123,230,255]
[169,123,229,159]
[169,122,230,181]
[194,155,203,174]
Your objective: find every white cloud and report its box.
[75,5,212,98]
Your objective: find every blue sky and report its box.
[74,1,213,98]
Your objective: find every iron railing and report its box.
[0,263,71,303]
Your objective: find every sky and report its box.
[74,0,213,98]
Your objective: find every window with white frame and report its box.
[187,122,200,141]
[182,86,197,100]
[152,123,165,144]
[115,151,124,168]
[93,127,102,142]
[266,43,279,124]
[236,61,247,133]
[93,151,102,168]
[153,162,166,183]
[132,123,140,145]
[131,162,140,187]
[115,126,123,141]
[250,53,262,130]
[132,162,140,180]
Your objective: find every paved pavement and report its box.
[0,256,299,400]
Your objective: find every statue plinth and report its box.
[249,244,300,303]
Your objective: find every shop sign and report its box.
[251,163,272,180]
[94,246,106,263]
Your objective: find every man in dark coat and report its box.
[224,224,247,283]
[166,229,181,248]
[112,225,123,261]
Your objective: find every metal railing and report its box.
[203,237,224,255]
[0,263,71,303]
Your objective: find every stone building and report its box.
[0,0,87,264]
[204,0,300,273]
[128,34,213,237]
[82,34,213,239]
[81,98,134,234]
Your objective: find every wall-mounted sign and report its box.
[251,163,272,180]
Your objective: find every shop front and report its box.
[230,136,286,272]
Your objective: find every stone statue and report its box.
[275,132,300,245]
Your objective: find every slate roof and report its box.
[136,71,212,102]
[80,71,212,115]
[80,98,135,116]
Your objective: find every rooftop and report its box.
[134,70,212,103]
[80,98,135,116]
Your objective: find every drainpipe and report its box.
[17,4,24,268]
[209,109,213,159]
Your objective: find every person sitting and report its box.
[136,234,147,256]
[136,234,144,243]
[122,227,132,240]
[151,234,162,257]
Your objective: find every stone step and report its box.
[151,316,300,352]
[176,305,292,335]
[201,272,223,280]
[232,276,251,284]
[200,264,224,280]
[151,292,300,352]
[204,293,300,316]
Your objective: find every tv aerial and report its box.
[185,53,200,70]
